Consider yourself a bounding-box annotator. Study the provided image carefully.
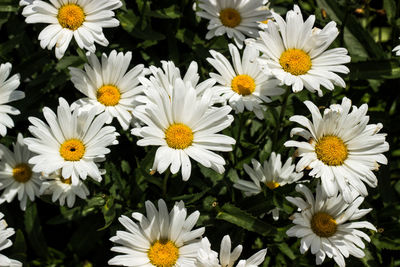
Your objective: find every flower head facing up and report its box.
[0,62,24,137]
[132,78,235,181]
[165,123,194,149]
[22,0,123,59]
[25,97,118,185]
[70,51,149,130]
[0,213,22,267]
[279,48,312,76]
[57,4,85,30]
[285,97,389,203]
[234,152,303,196]
[314,135,348,166]
[207,44,284,119]
[148,240,180,266]
[0,134,42,211]
[248,5,351,95]
[108,199,205,267]
[197,0,271,48]
[286,184,377,267]
[197,235,267,267]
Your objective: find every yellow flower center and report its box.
[12,163,32,183]
[261,19,270,24]
[148,240,179,267]
[315,135,348,166]
[58,4,85,31]
[59,139,86,161]
[219,8,241,28]
[165,123,194,150]
[60,177,72,185]
[279,49,312,76]
[311,212,337,237]
[265,181,280,190]
[97,85,121,106]
[231,75,256,96]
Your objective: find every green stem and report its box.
[272,88,290,151]
[232,113,245,166]
[162,171,170,197]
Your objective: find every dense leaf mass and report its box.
[0,0,399,266]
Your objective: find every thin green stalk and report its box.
[162,171,170,197]
[232,113,245,166]
[272,88,290,151]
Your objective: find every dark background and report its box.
[0,0,399,266]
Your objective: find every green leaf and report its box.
[316,0,386,59]
[55,56,84,71]
[372,236,400,250]
[98,197,117,231]
[10,229,27,263]
[277,242,296,260]
[348,60,400,80]
[147,6,181,19]
[216,203,275,236]
[117,9,139,33]
[384,0,397,23]
[24,202,48,258]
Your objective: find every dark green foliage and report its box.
[0,0,400,266]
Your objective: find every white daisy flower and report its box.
[108,199,205,267]
[207,44,284,119]
[0,63,24,137]
[284,97,389,203]
[69,50,149,130]
[138,60,216,102]
[234,152,303,196]
[197,237,220,267]
[0,213,22,267]
[24,97,118,186]
[132,78,235,181]
[0,133,42,211]
[248,5,351,96]
[22,0,122,59]
[197,235,267,267]
[393,37,400,56]
[40,170,89,208]
[196,0,271,48]
[286,184,376,267]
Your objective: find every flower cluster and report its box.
[0,1,395,266]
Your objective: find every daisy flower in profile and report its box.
[286,184,376,267]
[197,235,267,267]
[0,133,42,211]
[0,213,22,267]
[207,44,284,119]
[24,97,118,185]
[22,0,122,59]
[393,37,400,56]
[196,0,271,48]
[40,170,89,208]
[248,5,350,96]
[108,199,205,267]
[284,97,389,203]
[69,50,149,130]
[234,152,303,196]
[132,78,235,181]
[0,63,24,137]
[139,60,216,101]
